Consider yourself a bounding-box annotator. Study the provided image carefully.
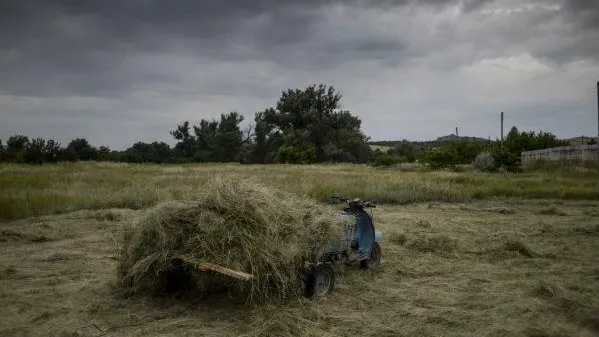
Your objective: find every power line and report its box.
[541,88,596,118]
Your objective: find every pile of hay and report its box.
[117,176,344,304]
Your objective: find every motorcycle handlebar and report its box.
[329,195,377,208]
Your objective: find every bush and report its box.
[276,146,316,164]
[491,147,521,173]
[369,152,404,167]
[472,152,495,172]
[422,146,459,169]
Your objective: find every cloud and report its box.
[0,0,597,148]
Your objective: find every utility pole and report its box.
[500,112,504,142]
[456,127,458,136]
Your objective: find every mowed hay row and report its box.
[117,176,346,305]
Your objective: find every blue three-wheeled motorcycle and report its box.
[302,195,383,298]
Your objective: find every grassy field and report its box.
[0,162,597,221]
[369,145,393,152]
[1,162,598,336]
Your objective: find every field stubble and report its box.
[0,206,597,334]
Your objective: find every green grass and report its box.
[0,161,597,221]
[368,145,393,152]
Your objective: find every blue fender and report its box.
[374,230,383,242]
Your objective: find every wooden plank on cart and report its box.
[179,255,254,281]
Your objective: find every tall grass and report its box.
[0,161,596,221]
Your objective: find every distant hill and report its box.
[369,134,489,149]
[435,134,487,142]
[565,136,598,146]
[368,134,598,151]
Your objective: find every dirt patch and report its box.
[0,229,51,243]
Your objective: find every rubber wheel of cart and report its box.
[304,264,335,298]
[360,242,381,269]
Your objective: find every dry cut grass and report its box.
[0,195,597,336]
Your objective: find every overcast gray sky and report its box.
[1,0,598,149]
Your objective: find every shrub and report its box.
[276,146,316,164]
[369,153,404,167]
[472,152,495,172]
[491,147,521,173]
[422,146,459,169]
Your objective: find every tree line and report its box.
[0,84,370,165]
[369,126,571,171]
[0,83,571,170]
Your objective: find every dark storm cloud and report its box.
[562,0,599,28]
[0,0,430,97]
[1,0,595,69]
[546,0,599,63]
[0,0,462,54]
[1,0,598,148]
[5,0,592,98]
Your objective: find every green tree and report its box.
[6,134,30,162]
[7,134,29,153]
[251,109,285,163]
[0,139,4,162]
[504,127,568,155]
[108,150,125,162]
[254,84,370,164]
[491,146,521,172]
[192,119,218,162]
[488,127,567,171]
[65,138,98,161]
[23,138,61,164]
[124,142,172,163]
[97,146,111,161]
[170,121,196,161]
[213,112,245,162]
[171,112,246,163]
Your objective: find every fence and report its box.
[521,144,599,164]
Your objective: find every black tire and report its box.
[360,242,382,269]
[303,264,336,298]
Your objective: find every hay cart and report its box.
[180,196,383,298]
[301,195,383,298]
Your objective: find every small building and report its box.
[521,144,599,164]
